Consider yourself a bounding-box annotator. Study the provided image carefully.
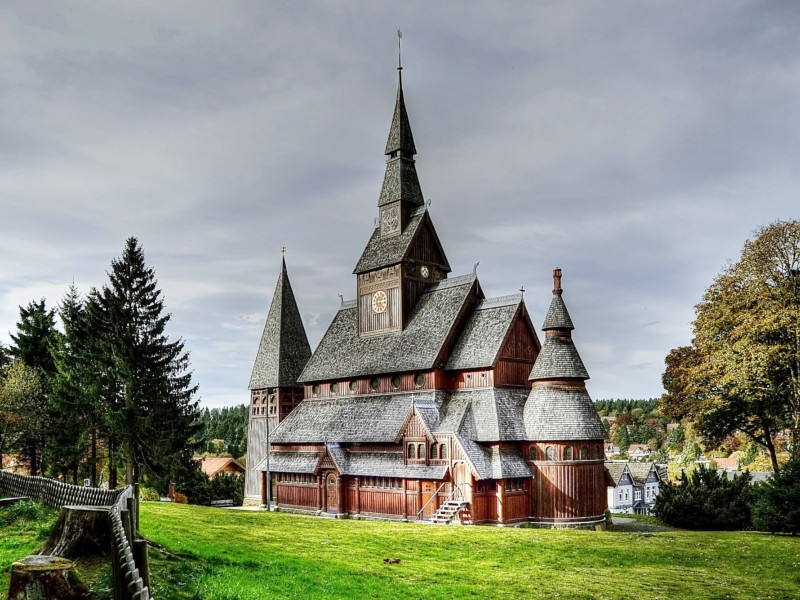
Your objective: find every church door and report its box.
[326,473,338,513]
[421,481,437,519]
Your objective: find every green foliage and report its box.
[653,465,753,530]
[0,361,45,472]
[752,453,800,534]
[595,398,670,450]
[196,405,248,458]
[173,461,244,506]
[0,500,48,526]
[660,220,800,471]
[139,486,161,501]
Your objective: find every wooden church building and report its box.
[244,66,607,527]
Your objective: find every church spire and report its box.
[378,39,424,209]
[248,255,312,390]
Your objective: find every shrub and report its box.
[0,500,47,526]
[652,465,752,530]
[173,492,188,504]
[752,453,800,534]
[138,486,160,502]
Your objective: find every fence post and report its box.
[134,483,140,534]
[127,496,137,537]
[133,539,150,590]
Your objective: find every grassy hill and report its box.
[3,502,800,599]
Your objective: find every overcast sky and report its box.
[1,2,798,408]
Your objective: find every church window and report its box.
[545,446,555,461]
[563,446,573,460]
[431,443,438,459]
[418,444,426,459]
[529,446,538,461]
[407,444,416,460]
[580,446,589,460]
[312,384,320,396]
[349,380,358,392]
[391,375,401,389]
[331,382,339,395]
[594,445,602,460]
[370,378,380,391]
[414,373,425,387]
[440,444,447,460]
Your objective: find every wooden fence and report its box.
[0,471,151,600]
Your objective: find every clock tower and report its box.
[353,66,450,336]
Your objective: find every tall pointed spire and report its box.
[378,32,423,208]
[248,256,312,389]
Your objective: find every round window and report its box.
[349,380,358,392]
[370,378,380,391]
[391,375,401,389]
[414,373,425,387]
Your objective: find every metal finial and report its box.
[473,261,480,275]
[338,294,344,305]
[519,286,525,297]
[280,246,286,256]
[397,29,403,71]
[426,198,432,208]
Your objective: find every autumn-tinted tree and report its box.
[660,220,800,471]
[0,361,45,473]
[92,237,200,485]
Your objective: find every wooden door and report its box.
[326,473,338,513]
[421,481,437,519]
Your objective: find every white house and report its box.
[606,461,664,515]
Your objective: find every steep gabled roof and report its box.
[385,73,417,156]
[353,207,450,274]
[298,274,477,382]
[605,462,631,486]
[542,294,574,330]
[445,295,525,370]
[248,258,312,389]
[437,388,528,442]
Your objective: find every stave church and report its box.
[244,60,607,527]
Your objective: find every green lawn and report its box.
[3,501,799,599]
[0,502,58,592]
[139,503,800,600]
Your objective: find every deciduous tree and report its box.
[661,220,800,471]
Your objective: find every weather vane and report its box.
[397,29,403,71]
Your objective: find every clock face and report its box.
[371,290,388,313]
[420,265,430,279]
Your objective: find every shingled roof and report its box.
[354,208,449,274]
[528,336,589,381]
[270,391,444,444]
[248,258,312,390]
[444,295,526,370]
[542,294,574,330]
[298,274,477,382]
[385,73,417,157]
[523,386,606,441]
[438,388,528,442]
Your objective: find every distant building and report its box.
[604,443,620,460]
[711,456,739,471]
[627,444,652,460]
[196,457,245,479]
[606,461,664,515]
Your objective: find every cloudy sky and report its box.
[1,2,798,408]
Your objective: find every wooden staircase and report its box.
[431,500,470,525]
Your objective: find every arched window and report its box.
[594,445,602,460]
[545,446,555,461]
[407,444,416,460]
[580,446,589,460]
[529,446,538,461]
[431,443,438,459]
[418,444,426,459]
[564,446,573,460]
[440,444,447,460]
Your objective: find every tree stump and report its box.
[7,555,89,599]
[40,506,112,559]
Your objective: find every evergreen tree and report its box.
[0,361,45,473]
[93,238,200,485]
[47,284,93,483]
[752,452,800,534]
[9,300,60,474]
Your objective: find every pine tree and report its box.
[9,299,60,474]
[94,238,200,485]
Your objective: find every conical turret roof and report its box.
[248,258,312,389]
[523,268,605,441]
